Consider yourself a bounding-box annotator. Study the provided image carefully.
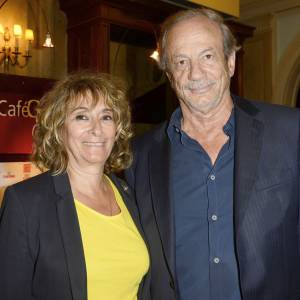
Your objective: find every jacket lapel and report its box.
[53,173,87,300]
[109,174,146,241]
[149,134,176,281]
[234,97,264,229]
[109,174,151,299]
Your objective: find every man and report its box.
[125,8,300,300]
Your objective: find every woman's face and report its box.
[63,95,117,172]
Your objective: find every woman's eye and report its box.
[75,114,88,120]
[102,114,113,121]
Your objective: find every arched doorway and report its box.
[283,61,300,107]
[276,33,300,107]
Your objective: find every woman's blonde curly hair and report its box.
[32,72,133,175]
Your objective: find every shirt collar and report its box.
[223,108,235,138]
[167,106,235,139]
[167,107,182,142]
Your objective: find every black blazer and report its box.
[0,171,151,300]
[125,96,300,300]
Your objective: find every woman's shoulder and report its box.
[1,171,57,219]
[5,171,54,196]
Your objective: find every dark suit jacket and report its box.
[0,171,151,300]
[125,96,300,300]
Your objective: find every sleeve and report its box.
[124,164,135,190]
[0,187,35,300]
[124,140,137,190]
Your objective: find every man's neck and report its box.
[180,96,233,165]
[180,96,233,135]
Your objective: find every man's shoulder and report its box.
[234,95,300,119]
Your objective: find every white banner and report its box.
[0,162,41,204]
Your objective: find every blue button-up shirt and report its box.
[167,108,241,300]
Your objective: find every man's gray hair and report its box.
[158,8,240,71]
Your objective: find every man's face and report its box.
[166,16,235,115]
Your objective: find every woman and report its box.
[0,72,150,300]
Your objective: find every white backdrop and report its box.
[0,162,41,204]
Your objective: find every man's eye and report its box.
[176,60,186,66]
[174,59,188,70]
[75,114,88,120]
[205,54,213,60]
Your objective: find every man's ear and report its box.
[227,51,236,78]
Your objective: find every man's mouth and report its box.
[185,81,215,93]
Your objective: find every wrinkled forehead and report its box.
[166,15,223,51]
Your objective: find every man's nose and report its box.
[188,62,204,80]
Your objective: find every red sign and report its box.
[0,74,54,155]
[0,96,38,153]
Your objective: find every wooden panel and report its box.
[227,20,255,97]
[243,30,272,102]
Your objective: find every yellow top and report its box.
[75,177,149,300]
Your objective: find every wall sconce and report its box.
[40,2,54,48]
[149,26,160,63]
[0,24,34,72]
[150,50,159,62]
[0,0,55,72]
[43,32,53,48]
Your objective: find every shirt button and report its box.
[211,214,218,221]
[210,174,215,180]
[175,128,180,133]
[213,257,220,264]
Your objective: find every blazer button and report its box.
[169,280,175,290]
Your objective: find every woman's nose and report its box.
[89,120,102,135]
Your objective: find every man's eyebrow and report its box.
[171,47,215,58]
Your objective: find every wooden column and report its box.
[59,0,163,73]
[227,20,255,97]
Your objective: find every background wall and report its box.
[0,0,67,79]
[240,0,300,106]
[1,0,300,106]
